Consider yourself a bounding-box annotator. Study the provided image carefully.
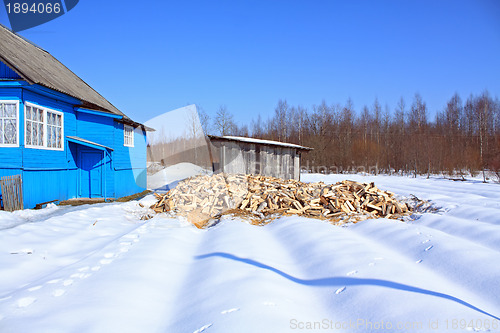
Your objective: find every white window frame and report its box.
[0,100,20,147]
[24,102,64,151]
[124,124,134,147]
[46,109,64,150]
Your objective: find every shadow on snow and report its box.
[195,252,499,321]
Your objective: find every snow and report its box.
[147,162,211,190]
[215,135,312,150]
[1,175,500,332]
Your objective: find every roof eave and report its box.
[208,135,313,151]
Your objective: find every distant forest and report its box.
[200,92,500,179]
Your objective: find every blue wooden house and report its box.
[0,25,151,209]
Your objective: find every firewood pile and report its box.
[150,174,410,228]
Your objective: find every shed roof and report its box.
[66,136,113,151]
[208,135,313,151]
[0,24,125,118]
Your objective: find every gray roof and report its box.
[208,135,313,151]
[0,24,125,118]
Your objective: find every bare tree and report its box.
[274,99,289,142]
[251,114,263,138]
[214,105,236,136]
[197,106,211,135]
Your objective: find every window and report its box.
[0,101,19,147]
[124,125,134,147]
[25,103,63,150]
[47,111,63,149]
[25,105,44,147]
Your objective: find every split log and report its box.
[150,173,412,228]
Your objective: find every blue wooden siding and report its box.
[113,123,147,198]
[0,87,22,167]
[0,80,147,209]
[75,112,115,198]
[0,61,21,79]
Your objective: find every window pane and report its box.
[26,106,31,120]
[51,126,56,147]
[32,122,37,145]
[0,104,4,118]
[35,123,39,146]
[26,121,31,145]
[47,126,52,147]
[0,120,4,144]
[5,119,16,144]
[38,123,44,146]
[56,128,61,148]
[4,104,16,118]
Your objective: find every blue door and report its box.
[80,151,103,198]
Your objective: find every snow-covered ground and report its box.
[147,162,211,191]
[0,174,499,332]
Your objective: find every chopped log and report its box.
[149,174,412,228]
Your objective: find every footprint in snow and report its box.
[53,289,65,297]
[120,247,129,253]
[193,323,213,333]
[416,259,423,264]
[91,266,101,271]
[263,301,277,307]
[72,273,90,279]
[17,297,36,307]
[346,270,358,276]
[28,285,42,292]
[47,279,61,284]
[422,239,430,244]
[425,245,433,251]
[103,253,115,259]
[120,242,132,246]
[63,279,73,287]
[100,258,114,265]
[78,266,90,272]
[335,287,346,295]
[123,234,139,240]
[221,308,239,315]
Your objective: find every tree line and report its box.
[203,92,500,178]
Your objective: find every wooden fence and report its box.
[0,175,24,211]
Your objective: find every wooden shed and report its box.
[208,135,312,180]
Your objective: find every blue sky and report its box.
[1,0,499,127]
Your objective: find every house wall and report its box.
[22,90,78,208]
[113,122,147,198]
[0,85,80,208]
[76,112,115,198]
[0,80,147,209]
[0,61,20,79]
